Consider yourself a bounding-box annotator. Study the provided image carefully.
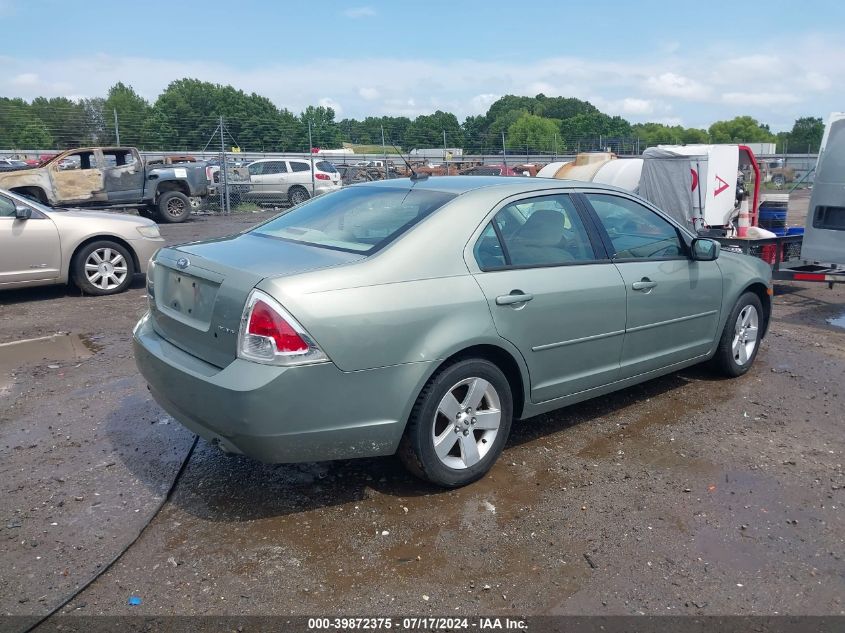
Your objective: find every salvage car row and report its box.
[0,146,342,224]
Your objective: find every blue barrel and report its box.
[759,204,788,236]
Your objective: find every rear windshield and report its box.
[252,186,456,253]
[315,161,338,173]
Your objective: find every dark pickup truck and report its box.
[0,147,209,223]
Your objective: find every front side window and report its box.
[474,194,596,269]
[252,186,456,253]
[585,193,684,259]
[0,195,16,217]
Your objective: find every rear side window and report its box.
[474,194,596,269]
[252,186,456,253]
[316,161,337,173]
[289,161,311,173]
[813,206,845,231]
[585,193,684,259]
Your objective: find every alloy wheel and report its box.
[732,304,759,366]
[431,377,501,469]
[84,247,128,291]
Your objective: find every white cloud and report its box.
[358,87,380,100]
[721,91,801,106]
[12,72,38,86]
[317,97,342,115]
[645,72,710,100]
[802,71,831,92]
[470,93,498,113]
[617,98,656,115]
[343,6,376,18]
[0,34,842,132]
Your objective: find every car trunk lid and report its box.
[149,233,363,368]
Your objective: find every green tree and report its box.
[405,111,463,149]
[563,112,632,148]
[783,116,824,153]
[535,96,598,121]
[301,105,342,150]
[708,116,775,144]
[104,82,151,146]
[507,113,560,152]
[29,97,88,149]
[16,121,53,149]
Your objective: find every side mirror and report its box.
[691,237,720,261]
[14,206,32,220]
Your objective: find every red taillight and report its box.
[315,173,330,180]
[239,290,328,365]
[247,300,308,353]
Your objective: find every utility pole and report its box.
[553,132,557,160]
[381,125,387,180]
[501,131,507,171]
[219,116,230,214]
[443,130,448,173]
[308,120,315,197]
[113,109,120,145]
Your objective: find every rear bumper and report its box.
[133,314,431,463]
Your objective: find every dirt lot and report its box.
[1,203,844,627]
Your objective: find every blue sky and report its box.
[1,0,843,131]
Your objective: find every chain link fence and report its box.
[0,106,820,218]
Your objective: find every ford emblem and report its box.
[176,257,190,270]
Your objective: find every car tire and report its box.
[399,359,513,487]
[71,240,136,296]
[287,186,310,206]
[711,292,764,377]
[156,191,192,223]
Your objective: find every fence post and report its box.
[381,125,387,180]
[219,116,230,214]
[308,120,315,197]
[113,109,120,145]
[501,131,507,171]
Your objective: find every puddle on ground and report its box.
[0,332,101,390]
[827,311,845,329]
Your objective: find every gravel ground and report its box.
[0,203,843,625]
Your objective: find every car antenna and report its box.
[388,139,427,182]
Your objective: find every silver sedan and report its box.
[0,188,164,295]
[134,177,772,487]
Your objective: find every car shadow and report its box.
[105,364,726,524]
[0,275,145,305]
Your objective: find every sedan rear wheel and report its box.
[72,240,135,296]
[399,359,512,487]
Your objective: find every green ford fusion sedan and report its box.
[134,176,772,487]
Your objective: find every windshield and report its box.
[252,186,456,253]
[4,188,56,214]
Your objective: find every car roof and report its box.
[354,175,625,196]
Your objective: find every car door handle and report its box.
[496,292,534,305]
[632,279,658,291]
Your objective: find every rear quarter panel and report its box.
[259,273,499,372]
